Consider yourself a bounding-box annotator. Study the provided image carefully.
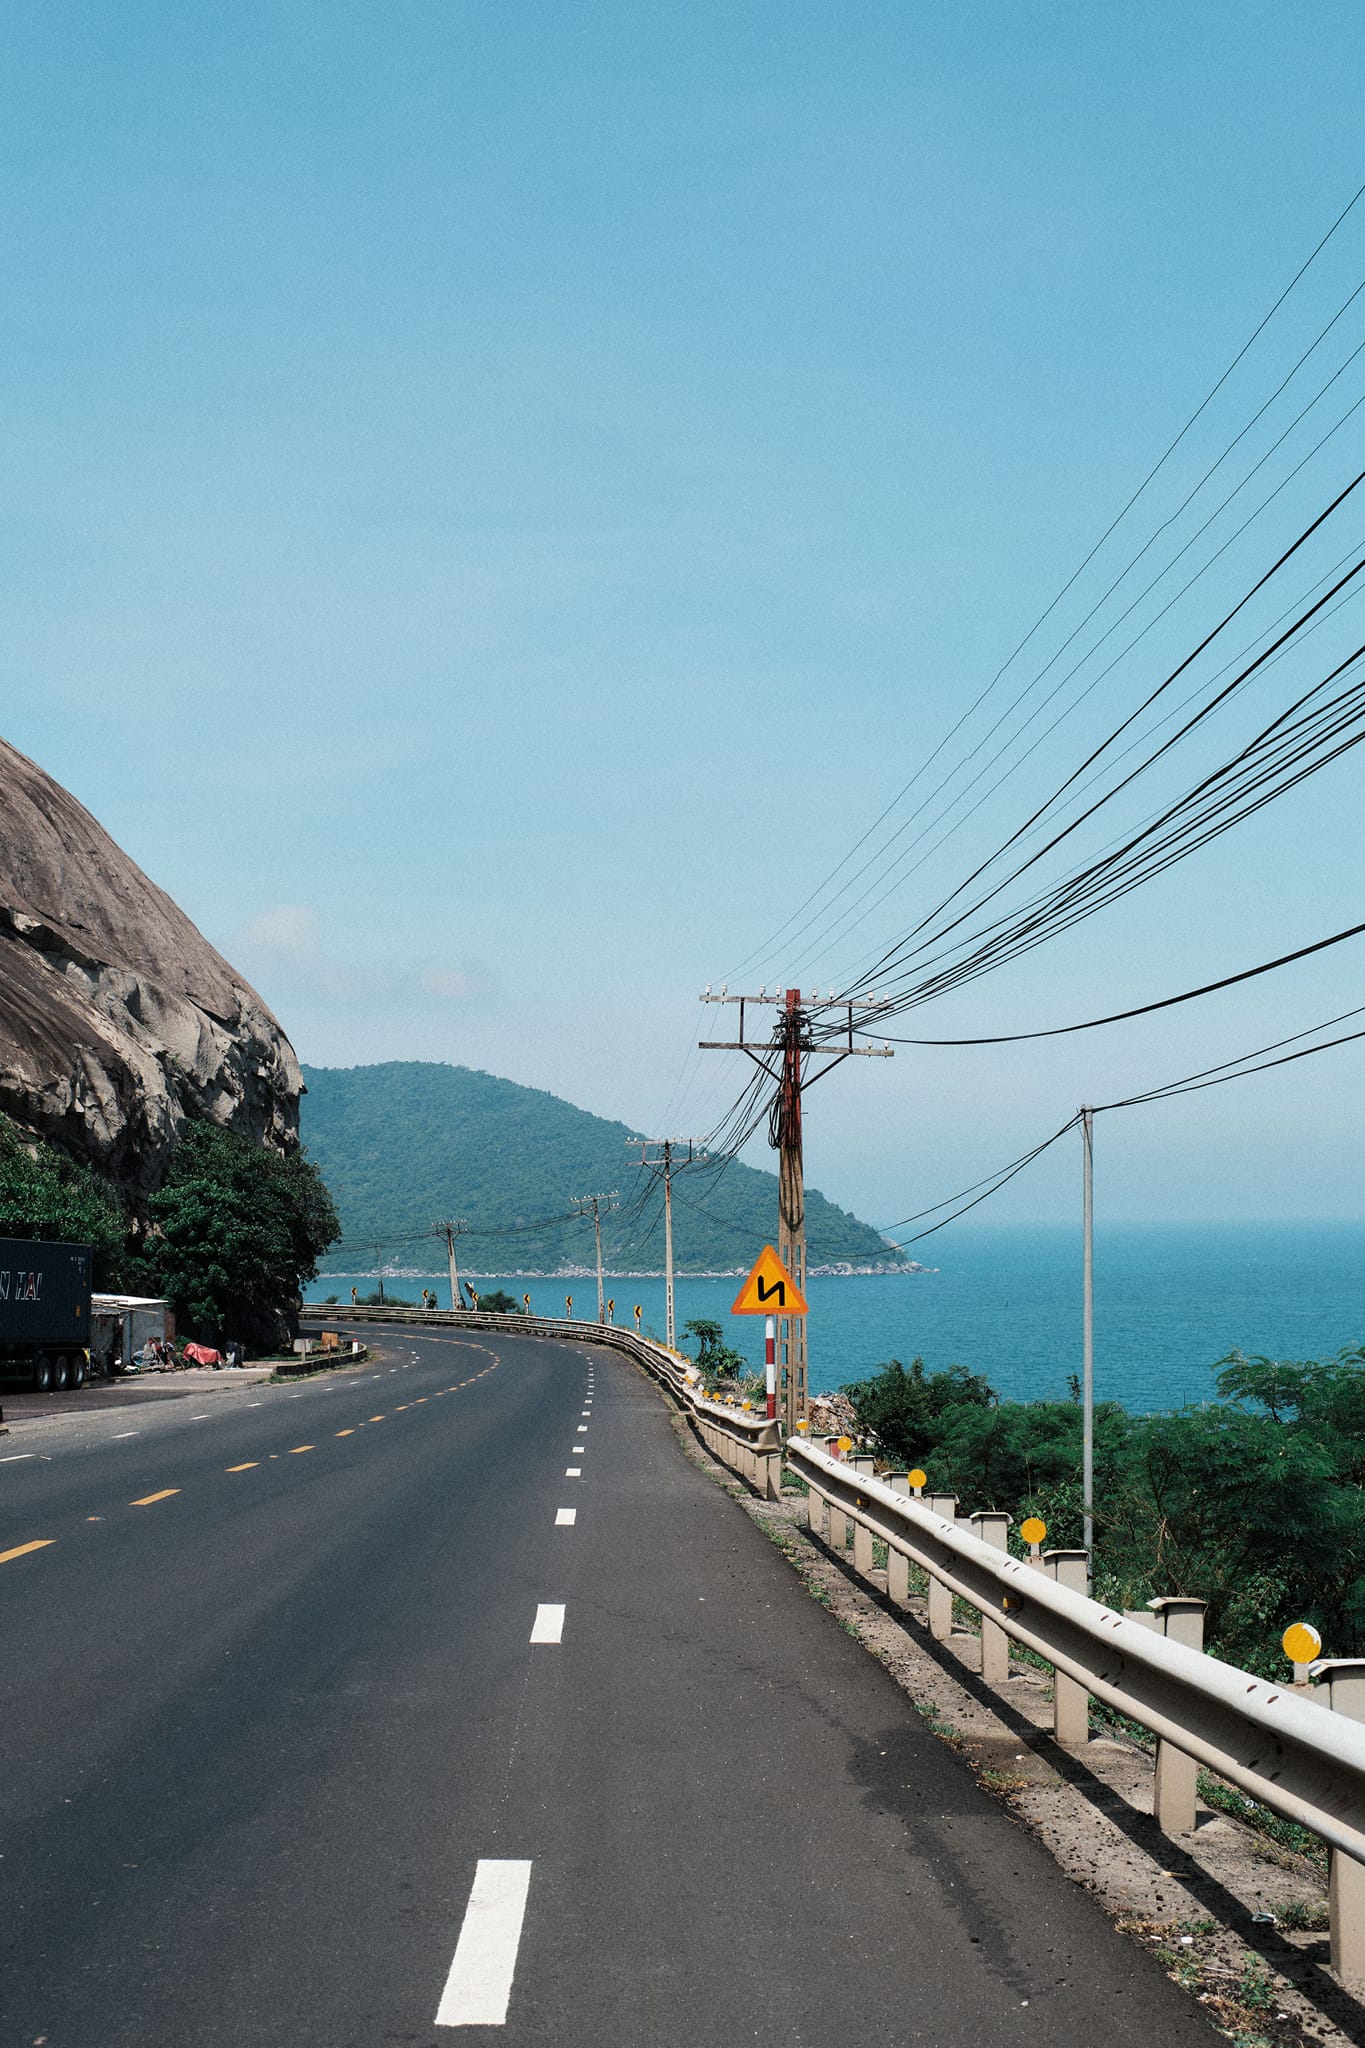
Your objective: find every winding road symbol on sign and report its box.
[731,1245,809,1317]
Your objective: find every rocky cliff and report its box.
[0,736,301,1200]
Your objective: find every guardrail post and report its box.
[970,1512,1011,1682]
[1044,1550,1090,1745]
[1148,1598,1206,1834]
[850,1459,876,1577]
[1311,1659,1365,1988]
[885,1476,911,1606]
[927,1496,958,1640]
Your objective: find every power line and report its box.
[795,390,1365,984]
[879,998,1365,1246]
[864,915,1365,1045]
[726,182,1365,986]
[842,475,1365,1001]
[826,614,1365,1023]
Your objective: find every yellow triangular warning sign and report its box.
[731,1245,809,1317]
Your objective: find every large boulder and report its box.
[0,735,301,1200]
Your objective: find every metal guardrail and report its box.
[789,1435,1365,1984]
[299,1304,782,1494]
[302,1304,1365,1979]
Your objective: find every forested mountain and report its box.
[300,1061,900,1273]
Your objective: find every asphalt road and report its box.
[0,1324,1219,2045]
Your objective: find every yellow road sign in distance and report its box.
[1020,1516,1047,1546]
[908,1468,928,1490]
[731,1245,809,1317]
[1282,1621,1322,1665]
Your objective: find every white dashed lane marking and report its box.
[530,1604,565,1644]
[565,1467,581,1478]
[435,1859,533,2028]
[555,1508,576,1526]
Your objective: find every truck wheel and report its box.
[69,1353,86,1388]
[52,1355,70,1391]
[34,1354,53,1393]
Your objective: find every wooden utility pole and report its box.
[571,1191,618,1321]
[699,987,892,1430]
[627,1138,709,1350]
[438,1219,467,1312]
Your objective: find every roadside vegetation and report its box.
[0,1111,337,1353]
[842,1348,1365,1673]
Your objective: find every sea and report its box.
[308,1220,1365,1416]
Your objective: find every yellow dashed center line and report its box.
[37,1352,495,1536]
[0,1538,54,1565]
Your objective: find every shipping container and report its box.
[0,1238,94,1390]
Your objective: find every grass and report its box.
[910,1696,960,1743]
[1272,1896,1329,1933]
[1117,1919,1289,2046]
[1197,1775,1328,1874]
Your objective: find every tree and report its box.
[477,1289,520,1313]
[841,1356,995,1465]
[148,1123,338,1350]
[682,1317,748,1381]
[0,1115,131,1284]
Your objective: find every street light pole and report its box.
[1081,1106,1095,1573]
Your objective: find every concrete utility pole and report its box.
[1080,1107,1095,1572]
[626,1138,709,1351]
[700,987,892,1430]
[438,1219,467,1313]
[571,1191,618,1322]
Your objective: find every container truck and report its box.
[0,1237,94,1390]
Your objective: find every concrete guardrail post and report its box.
[885,1476,911,1607]
[1311,1658,1365,1988]
[850,1459,876,1577]
[1148,1597,1206,1834]
[969,1512,1011,1683]
[1044,1550,1091,1745]
[927,1496,959,1640]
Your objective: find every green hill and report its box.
[300,1061,901,1274]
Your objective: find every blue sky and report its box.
[6,2,1365,1228]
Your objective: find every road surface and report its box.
[0,1322,1217,2044]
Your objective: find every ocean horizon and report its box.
[310,1218,1365,1415]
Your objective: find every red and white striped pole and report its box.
[765,1315,777,1420]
